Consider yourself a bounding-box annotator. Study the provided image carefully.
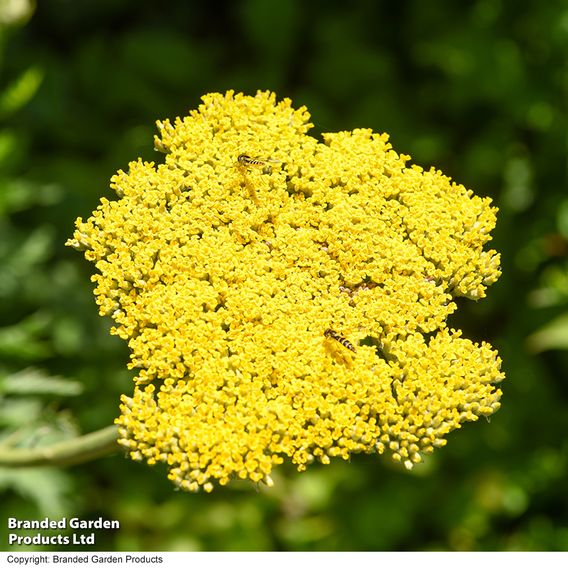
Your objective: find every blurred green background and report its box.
[1,0,567,552]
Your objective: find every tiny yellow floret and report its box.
[67,91,504,492]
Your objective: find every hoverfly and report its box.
[237,154,280,174]
[324,328,357,352]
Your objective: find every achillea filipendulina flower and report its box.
[67,91,504,492]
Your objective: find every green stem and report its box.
[0,425,120,468]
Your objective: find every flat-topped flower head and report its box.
[68,91,504,492]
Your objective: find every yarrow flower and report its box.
[67,91,504,493]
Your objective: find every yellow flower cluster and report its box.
[67,91,504,492]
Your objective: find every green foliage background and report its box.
[1,0,567,552]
